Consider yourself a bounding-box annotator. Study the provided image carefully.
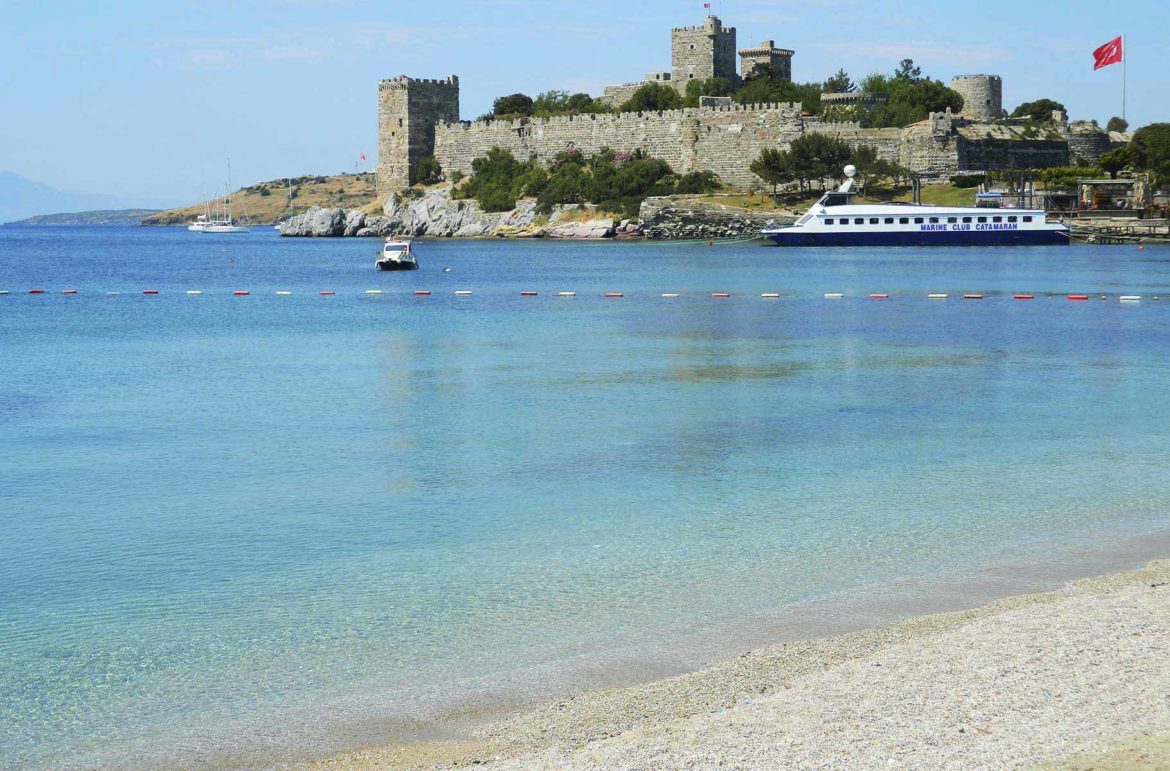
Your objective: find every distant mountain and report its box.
[0,171,174,224]
[5,209,162,226]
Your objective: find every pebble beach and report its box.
[311,559,1170,770]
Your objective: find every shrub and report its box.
[951,174,986,188]
[414,156,443,185]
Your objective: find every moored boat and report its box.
[375,239,418,271]
[762,166,1069,247]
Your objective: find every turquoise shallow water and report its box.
[3,226,1170,768]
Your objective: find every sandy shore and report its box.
[306,559,1170,770]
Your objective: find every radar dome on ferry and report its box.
[844,165,857,178]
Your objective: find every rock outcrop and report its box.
[639,197,794,240]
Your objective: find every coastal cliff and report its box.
[279,188,786,240]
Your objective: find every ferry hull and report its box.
[766,228,1068,247]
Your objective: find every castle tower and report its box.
[671,16,737,86]
[377,75,460,197]
[738,40,794,82]
[949,74,1002,122]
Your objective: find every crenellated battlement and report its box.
[437,101,803,133]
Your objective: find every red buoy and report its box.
[62,289,78,295]
[712,292,731,298]
[234,290,250,296]
[869,293,889,300]
[414,290,431,296]
[319,291,335,296]
[1014,294,1034,300]
[1067,295,1089,301]
[28,289,45,294]
[605,292,624,298]
[143,290,159,295]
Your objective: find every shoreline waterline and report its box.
[267,528,1170,770]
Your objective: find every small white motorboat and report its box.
[375,239,418,271]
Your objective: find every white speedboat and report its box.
[762,166,1069,247]
[375,240,418,271]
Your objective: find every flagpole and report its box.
[1122,34,1127,122]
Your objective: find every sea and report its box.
[3,225,1170,769]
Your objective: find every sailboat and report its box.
[202,159,251,234]
[187,182,214,231]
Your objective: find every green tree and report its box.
[492,93,535,117]
[532,90,609,117]
[619,82,683,113]
[895,59,922,84]
[1098,146,1133,179]
[750,148,795,195]
[823,68,856,94]
[414,156,442,185]
[683,77,734,107]
[1106,116,1130,133]
[1130,123,1170,184]
[1011,99,1066,122]
[458,148,547,211]
[785,133,854,191]
[735,64,823,113]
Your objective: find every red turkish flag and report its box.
[1093,36,1123,70]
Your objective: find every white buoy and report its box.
[661,293,680,298]
[928,294,948,300]
[558,291,576,297]
[186,290,202,295]
[454,290,473,296]
[1120,295,1142,302]
[275,291,292,296]
[824,293,843,299]
[761,293,781,299]
[365,290,383,295]
[0,290,10,295]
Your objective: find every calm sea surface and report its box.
[3,226,1170,768]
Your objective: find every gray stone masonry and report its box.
[738,40,793,82]
[377,75,459,197]
[672,16,737,86]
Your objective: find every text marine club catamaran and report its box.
[762,166,1069,247]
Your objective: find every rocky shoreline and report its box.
[277,188,791,241]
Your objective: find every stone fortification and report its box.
[950,75,1003,121]
[377,75,459,194]
[738,40,793,81]
[433,103,805,191]
[672,17,738,85]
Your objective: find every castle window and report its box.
[689,73,695,79]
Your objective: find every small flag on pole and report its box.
[360,152,367,161]
[1093,36,1123,70]
[703,2,711,7]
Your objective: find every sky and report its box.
[0,0,1164,204]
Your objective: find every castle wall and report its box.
[434,103,804,190]
[950,75,1003,122]
[1065,131,1117,165]
[956,137,1069,172]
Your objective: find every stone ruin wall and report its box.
[434,103,805,191]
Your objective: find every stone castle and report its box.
[376,16,1125,198]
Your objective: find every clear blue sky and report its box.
[1,0,1163,203]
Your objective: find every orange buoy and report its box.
[712,292,730,298]
[62,289,78,295]
[605,292,624,298]
[1067,294,1089,301]
[28,288,45,294]
[869,293,889,300]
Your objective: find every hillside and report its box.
[142,173,379,225]
[6,209,162,226]
[0,171,173,224]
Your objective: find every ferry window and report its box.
[854,218,864,225]
[947,217,957,223]
[884,218,894,224]
[1008,216,1018,223]
[977,217,988,223]
[840,219,850,226]
[870,218,880,225]
[899,217,909,224]
[929,217,939,224]
[1023,216,1033,223]
[963,217,972,223]
[825,218,834,225]
[992,216,1003,223]
[914,217,924,224]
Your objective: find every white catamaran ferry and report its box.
[762,166,1069,247]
